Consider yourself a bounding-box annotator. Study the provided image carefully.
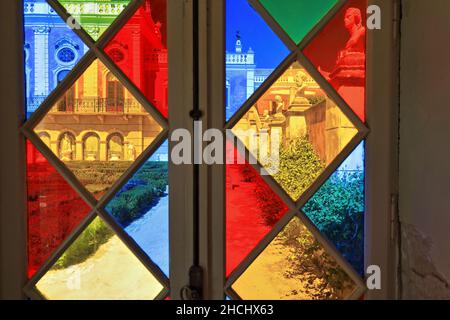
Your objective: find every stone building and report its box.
[233,62,357,166]
[24,0,167,162]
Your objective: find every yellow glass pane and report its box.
[34,59,163,199]
[231,217,356,300]
[232,61,358,201]
[36,217,164,300]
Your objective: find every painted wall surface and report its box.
[400,0,450,299]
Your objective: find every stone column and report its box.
[99,141,107,161]
[75,140,83,161]
[246,68,255,99]
[32,26,50,98]
[132,29,141,88]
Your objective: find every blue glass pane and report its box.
[24,0,88,118]
[302,142,365,275]
[105,141,169,277]
[226,0,289,121]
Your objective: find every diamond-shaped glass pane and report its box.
[24,0,89,117]
[36,216,164,300]
[56,0,131,41]
[231,216,357,300]
[303,0,367,121]
[226,141,289,276]
[225,0,290,121]
[259,0,338,44]
[105,141,169,277]
[26,140,91,278]
[105,0,168,118]
[34,59,163,200]
[232,61,358,201]
[303,142,365,275]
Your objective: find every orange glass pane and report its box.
[231,216,357,300]
[226,142,289,276]
[303,0,367,121]
[36,217,164,300]
[105,0,168,117]
[232,61,358,201]
[26,140,91,278]
[33,59,163,200]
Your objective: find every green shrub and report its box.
[273,136,324,200]
[53,217,114,269]
[303,170,364,274]
[106,162,168,226]
[278,218,355,299]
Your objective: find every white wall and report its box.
[400,0,450,299]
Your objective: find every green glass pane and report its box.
[57,0,131,41]
[260,0,338,43]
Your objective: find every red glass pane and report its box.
[226,141,289,276]
[26,141,91,278]
[105,0,168,118]
[303,0,367,121]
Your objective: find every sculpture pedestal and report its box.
[330,52,366,121]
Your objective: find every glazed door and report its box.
[0,0,399,300]
[19,0,177,300]
[197,0,399,299]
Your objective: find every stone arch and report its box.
[37,131,51,149]
[58,131,76,161]
[82,132,100,161]
[106,133,125,161]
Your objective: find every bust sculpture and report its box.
[342,8,366,55]
[319,7,366,82]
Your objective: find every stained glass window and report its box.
[259,0,338,44]
[56,0,132,41]
[226,141,289,276]
[36,216,165,300]
[225,0,368,300]
[26,140,91,278]
[23,0,169,300]
[24,0,89,118]
[226,0,289,121]
[105,141,169,277]
[105,0,168,118]
[303,0,367,121]
[303,142,365,275]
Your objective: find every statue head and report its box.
[295,71,307,87]
[274,95,283,104]
[344,8,362,32]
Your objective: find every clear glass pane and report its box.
[33,59,163,200]
[36,216,164,300]
[231,216,357,300]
